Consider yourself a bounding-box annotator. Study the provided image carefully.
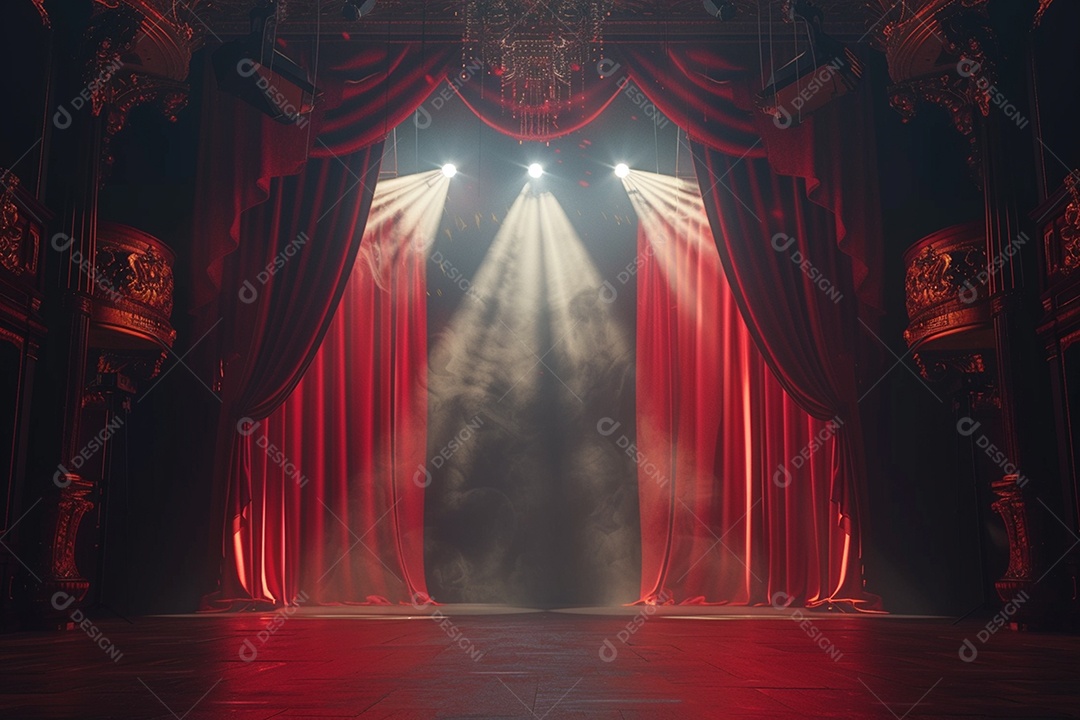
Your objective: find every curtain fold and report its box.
[204,145,382,607]
[214,183,432,605]
[629,172,871,608]
[192,41,455,319]
[691,146,876,607]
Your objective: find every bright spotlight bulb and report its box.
[614,163,630,178]
[527,163,544,179]
[441,163,457,178]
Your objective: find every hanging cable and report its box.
[305,0,321,159]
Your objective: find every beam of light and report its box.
[527,163,544,178]
[426,184,635,605]
[233,169,450,604]
[614,163,630,178]
[442,163,457,178]
[619,169,756,599]
[618,170,717,317]
[354,169,451,292]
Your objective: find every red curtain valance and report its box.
[194,40,880,318]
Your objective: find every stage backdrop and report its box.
[195,39,882,610]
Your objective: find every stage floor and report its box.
[1,607,1077,719]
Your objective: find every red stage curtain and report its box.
[192,42,455,319]
[631,173,868,607]
[219,197,430,605]
[453,68,625,141]
[691,147,876,607]
[205,146,382,607]
[613,42,881,311]
[196,43,453,606]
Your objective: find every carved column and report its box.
[31,0,191,625]
[887,0,1062,626]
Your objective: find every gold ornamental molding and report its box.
[869,0,996,178]
[0,172,42,279]
[90,222,176,351]
[1058,172,1080,276]
[903,221,994,354]
[84,1,211,169]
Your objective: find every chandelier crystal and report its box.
[463,0,613,139]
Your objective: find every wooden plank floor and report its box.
[0,611,1077,718]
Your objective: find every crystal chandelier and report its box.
[463,0,613,139]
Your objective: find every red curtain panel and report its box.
[204,146,382,607]
[215,177,434,605]
[628,172,872,608]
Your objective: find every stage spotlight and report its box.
[442,163,457,178]
[703,0,737,21]
[614,163,630,178]
[527,163,544,179]
[342,0,377,20]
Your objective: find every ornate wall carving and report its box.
[0,174,41,278]
[902,221,993,354]
[870,0,997,178]
[91,222,176,349]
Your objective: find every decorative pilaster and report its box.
[86,0,210,172]
[871,0,997,179]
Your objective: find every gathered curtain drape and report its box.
[194,38,881,608]
[630,173,864,607]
